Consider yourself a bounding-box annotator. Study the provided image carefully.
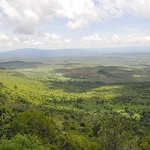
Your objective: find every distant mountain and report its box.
[0,48,51,60]
[0,47,150,62]
[0,48,99,61]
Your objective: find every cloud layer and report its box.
[1,0,150,34]
[0,31,72,49]
[82,33,150,47]
[0,0,150,50]
[1,32,150,50]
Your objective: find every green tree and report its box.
[11,110,57,144]
[0,134,49,150]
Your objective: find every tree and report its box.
[0,134,49,150]
[11,110,57,144]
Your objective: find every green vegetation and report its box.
[0,53,150,149]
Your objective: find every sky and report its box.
[0,0,150,51]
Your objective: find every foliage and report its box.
[0,57,150,149]
[0,134,49,150]
[11,110,57,143]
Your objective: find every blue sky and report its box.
[0,0,150,51]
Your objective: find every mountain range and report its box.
[0,47,150,62]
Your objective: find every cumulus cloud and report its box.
[17,32,62,46]
[1,32,150,50]
[0,0,61,34]
[0,32,9,41]
[81,33,150,47]
[0,32,10,49]
[64,39,71,43]
[116,0,150,18]
[0,31,73,50]
[60,0,106,29]
[0,0,102,32]
[82,34,102,44]
[0,0,150,50]
[1,0,150,34]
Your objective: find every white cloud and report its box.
[1,0,150,34]
[17,32,62,46]
[64,39,71,43]
[81,33,150,47]
[0,32,9,41]
[0,32,150,50]
[60,0,106,29]
[0,0,150,50]
[0,0,21,23]
[0,32,10,49]
[0,0,61,34]
[117,0,150,18]
[0,31,73,50]
[67,20,89,29]
[82,34,102,44]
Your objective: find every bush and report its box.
[0,134,49,150]
[11,110,57,143]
